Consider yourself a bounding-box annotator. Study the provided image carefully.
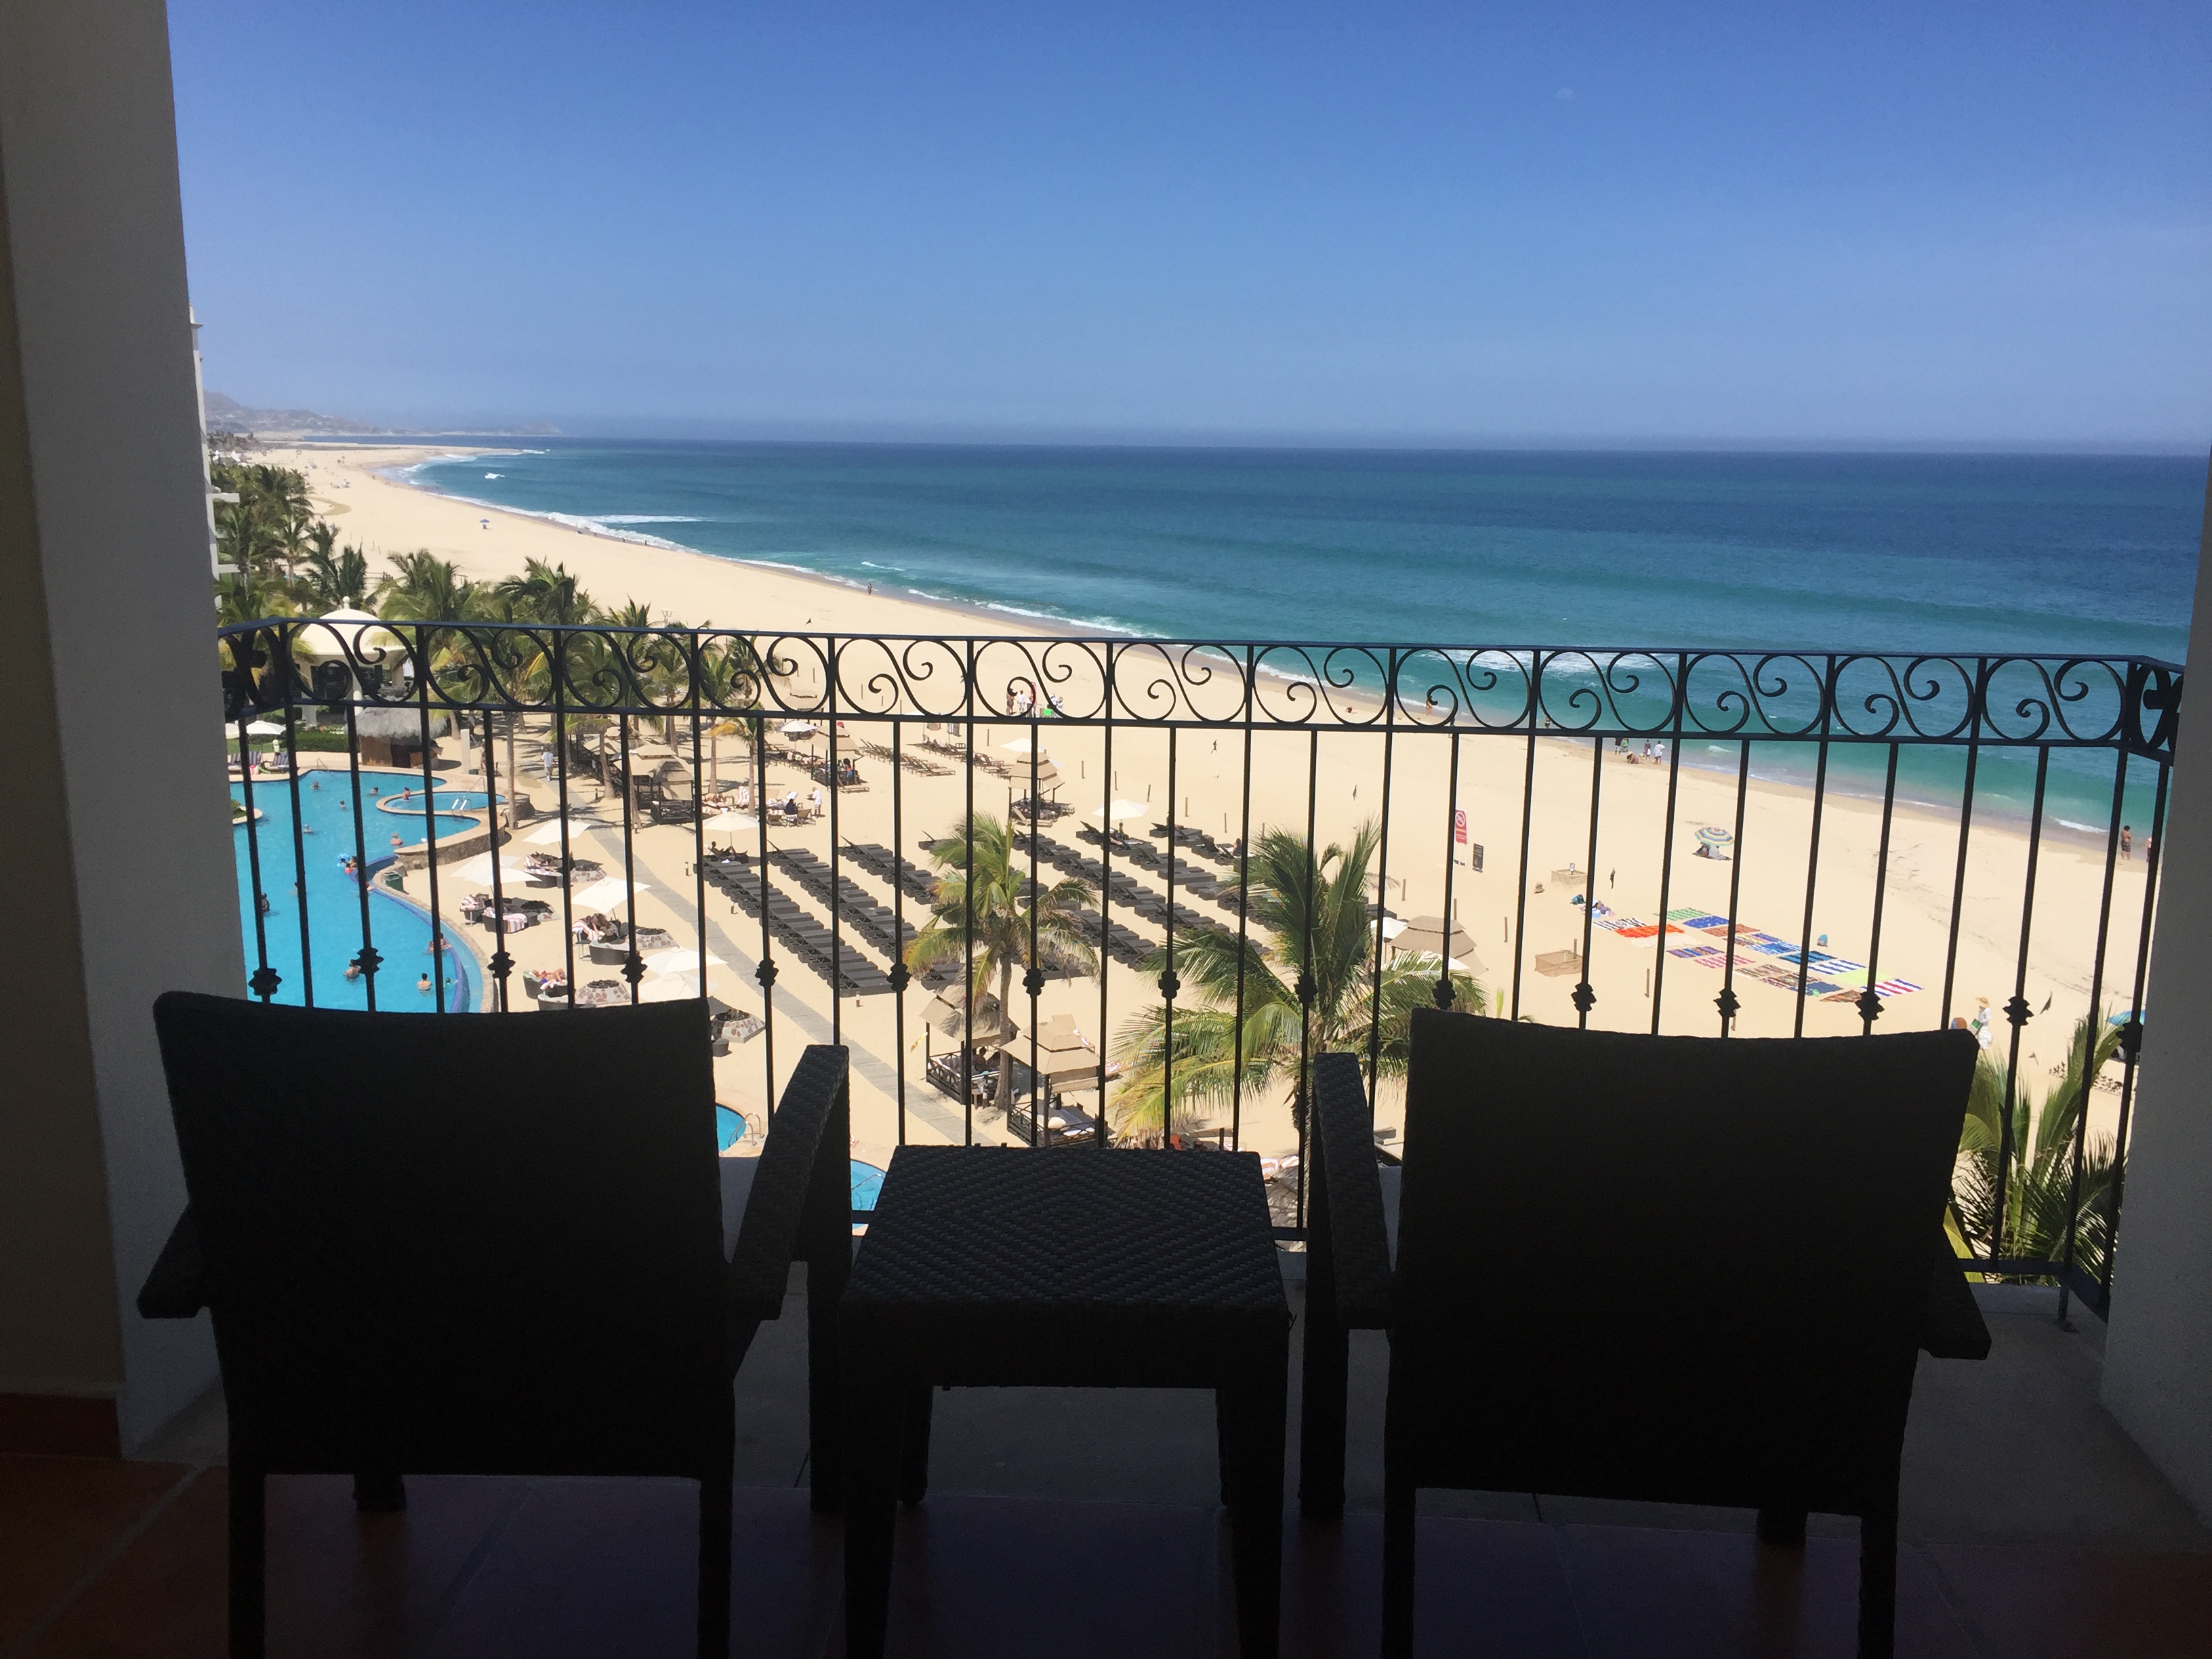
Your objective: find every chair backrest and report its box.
[1391,1008,1975,1511]
[153,991,724,1477]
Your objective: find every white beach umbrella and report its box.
[570,875,633,910]
[224,719,287,739]
[1090,799,1148,822]
[701,811,760,835]
[644,947,724,975]
[1001,737,1048,758]
[525,815,607,845]
[780,720,819,739]
[447,853,535,886]
[1390,914,1487,977]
[638,972,702,1004]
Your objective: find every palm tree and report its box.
[373,550,477,622]
[1111,820,1483,1144]
[295,538,369,611]
[906,814,1098,1115]
[488,558,605,790]
[1954,1013,2127,1284]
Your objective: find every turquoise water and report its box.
[405,443,2202,830]
[714,1106,886,1212]
[234,769,483,1012]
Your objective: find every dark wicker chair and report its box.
[136,993,851,1659]
[1298,1011,1988,1659]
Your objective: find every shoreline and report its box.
[279,443,2157,855]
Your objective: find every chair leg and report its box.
[1756,1507,1807,1547]
[1380,1468,1416,1659]
[842,1368,901,1659]
[1221,1349,1287,1659]
[228,1463,266,1659]
[352,1471,407,1513]
[1858,1504,1898,1659]
[697,1458,733,1659]
[897,1385,934,1504]
[1296,1305,1350,1520]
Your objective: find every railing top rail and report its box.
[216,617,2180,758]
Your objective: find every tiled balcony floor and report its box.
[7,1284,2208,1657]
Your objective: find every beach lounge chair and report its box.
[1298,1019,1986,1659]
[138,995,853,1659]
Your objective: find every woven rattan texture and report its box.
[1311,1053,1394,1330]
[848,1147,1283,1314]
[727,1045,846,1320]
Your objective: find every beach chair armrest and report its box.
[136,1207,207,1319]
[726,1046,850,1324]
[1311,1053,1393,1330]
[1920,1233,1992,1360]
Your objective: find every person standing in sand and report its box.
[2121,825,2132,861]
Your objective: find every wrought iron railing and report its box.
[217,619,2177,1314]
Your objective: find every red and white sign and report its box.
[1453,808,1467,845]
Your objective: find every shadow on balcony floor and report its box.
[7,1279,2206,1657]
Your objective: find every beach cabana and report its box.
[1390,914,1486,976]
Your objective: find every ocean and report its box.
[401,442,2203,831]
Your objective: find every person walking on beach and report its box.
[2121,825,2132,861]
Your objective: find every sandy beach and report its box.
[254,443,2159,1168]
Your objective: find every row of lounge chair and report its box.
[705,863,891,998]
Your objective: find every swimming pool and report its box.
[714,1108,884,1212]
[362,779,499,846]
[233,766,484,1012]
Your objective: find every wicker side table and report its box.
[839,1145,1291,1658]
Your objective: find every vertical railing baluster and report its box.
[691,634,708,991]
[2058,752,2131,1315]
[1991,746,2053,1265]
[827,640,842,1044]
[1939,674,1988,1026]
[553,631,578,1009]
[1647,657,1688,1034]
[235,684,274,1001]
[754,701,775,1120]
[1574,735,1602,1029]
[1229,673,1254,1153]
[342,701,377,1010]
[1365,655,1397,1097]
[481,709,511,1012]
[1857,745,1901,1036]
[414,623,447,1015]
[1510,721,1536,1022]
[1162,727,1180,1144]
[2102,756,2169,1309]
[617,710,641,1005]
[1027,724,1042,1147]
[1297,730,1318,1228]
[1717,743,1751,1036]
[1096,668,1115,1149]
[279,631,315,1008]
[1791,736,1833,1039]
[892,714,909,1147]
[962,640,976,1146]
[1435,729,1460,1017]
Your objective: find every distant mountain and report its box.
[203,391,561,438]
[205,390,380,435]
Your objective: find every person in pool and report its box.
[344,960,362,981]
[416,972,431,993]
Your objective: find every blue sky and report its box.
[169,1,2211,446]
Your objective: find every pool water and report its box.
[714,1107,884,1212]
[361,779,498,846]
[234,766,483,1012]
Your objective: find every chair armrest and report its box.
[1311,1053,1393,1329]
[727,1046,849,1322]
[1919,1230,1992,1359]
[136,1208,206,1319]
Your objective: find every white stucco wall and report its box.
[2102,455,2212,1519]
[1,0,244,1448]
